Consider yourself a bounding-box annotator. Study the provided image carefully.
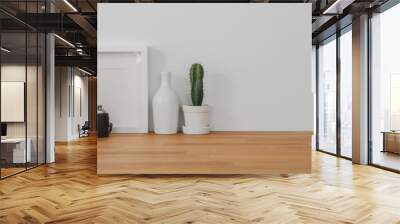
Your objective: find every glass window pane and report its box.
[371,4,400,171]
[26,0,39,169]
[27,31,38,169]
[1,31,27,177]
[38,33,46,165]
[318,37,337,154]
[340,29,352,158]
[0,1,46,179]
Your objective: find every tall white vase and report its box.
[152,72,180,134]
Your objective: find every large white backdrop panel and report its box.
[98,3,313,131]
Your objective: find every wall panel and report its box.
[98,3,313,132]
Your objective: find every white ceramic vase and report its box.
[182,105,210,134]
[152,72,180,134]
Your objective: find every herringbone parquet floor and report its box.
[1,135,400,224]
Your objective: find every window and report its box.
[340,29,352,158]
[316,26,353,159]
[370,3,400,171]
[318,36,337,155]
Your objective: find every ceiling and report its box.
[0,0,393,74]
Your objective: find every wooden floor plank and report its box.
[0,135,400,223]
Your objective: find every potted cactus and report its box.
[182,63,210,134]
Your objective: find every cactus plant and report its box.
[189,63,204,106]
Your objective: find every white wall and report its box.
[55,67,69,141]
[98,3,313,131]
[72,74,89,138]
[77,74,89,124]
[55,67,89,141]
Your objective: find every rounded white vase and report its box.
[152,72,180,134]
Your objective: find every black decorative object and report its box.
[97,113,112,138]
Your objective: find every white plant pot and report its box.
[152,72,180,134]
[182,105,210,134]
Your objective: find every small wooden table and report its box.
[382,131,400,154]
